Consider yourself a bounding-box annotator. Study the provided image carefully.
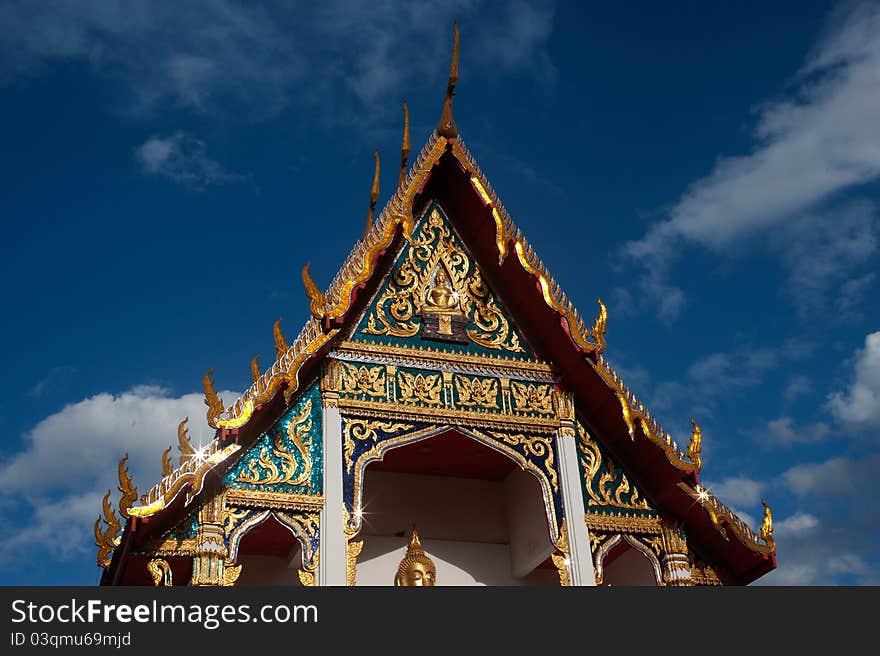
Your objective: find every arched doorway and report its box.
[596,535,661,586]
[227,513,311,586]
[353,428,561,585]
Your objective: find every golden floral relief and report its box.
[578,423,651,512]
[361,207,524,353]
[397,370,442,406]
[343,419,415,474]
[454,375,498,409]
[511,381,554,415]
[236,400,314,487]
[340,362,386,398]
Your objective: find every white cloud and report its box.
[0,1,555,120]
[0,385,238,564]
[783,375,812,402]
[765,416,831,445]
[623,2,880,320]
[782,452,880,497]
[828,331,880,429]
[135,132,244,188]
[703,476,765,508]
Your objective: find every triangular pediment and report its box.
[349,202,534,359]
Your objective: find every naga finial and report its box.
[399,101,410,188]
[301,262,326,319]
[117,454,138,519]
[437,21,459,139]
[203,369,224,427]
[273,318,288,357]
[96,489,121,567]
[688,418,702,471]
[761,499,774,548]
[251,355,261,383]
[592,298,608,353]
[148,559,173,586]
[364,149,380,237]
[160,446,173,478]
[178,417,195,466]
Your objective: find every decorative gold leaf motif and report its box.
[148,559,172,586]
[591,299,607,354]
[117,454,138,519]
[251,355,261,383]
[397,370,442,406]
[577,423,651,512]
[550,519,570,586]
[161,446,173,478]
[343,419,414,474]
[301,263,326,319]
[340,362,386,398]
[177,417,195,466]
[223,562,242,586]
[203,369,224,427]
[273,318,288,357]
[487,431,557,492]
[236,399,314,487]
[761,499,774,549]
[454,375,498,409]
[510,381,554,414]
[687,417,702,471]
[298,570,315,586]
[95,490,121,568]
[362,207,524,352]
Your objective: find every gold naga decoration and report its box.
[761,499,774,549]
[117,454,138,520]
[364,149,380,237]
[301,262,326,319]
[94,490,122,568]
[592,299,608,354]
[236,399,314,487]
[178,417,195,466]
[147,559,172,586]
[398,101,410,188]
[395,527,437,586]
[160,446,173,478]
[273,319,288,358]
[203,369,224,428]
[550,519,570,586]
[687,418,703,471]
[251,355,261,383]
[361,207,525,353]
[437,21,459,139]
[486,430,558,492]
[343,507,364,586]
[577,423,652,512]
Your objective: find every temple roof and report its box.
[102,26,776,584]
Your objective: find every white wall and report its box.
[235,549,304,586]
[603,547,658,586]
[354,469,558,586]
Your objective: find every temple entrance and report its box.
[354,429,560,586]
[597,535,661,586]
[230,514,307,586]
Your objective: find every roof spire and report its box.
[364,149,380,236]
[437,21,459,138]
[398,101,410,188]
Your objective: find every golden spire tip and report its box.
[437,21,459,139]
[399,101,410,188]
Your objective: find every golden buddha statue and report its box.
[394,528,436,586]
[423,267,460,313]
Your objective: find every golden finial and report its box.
[395,527,437,586]
[364,149,380,236]
[160,446,173,477]
[592,298,608,353]
[688,418,703,470]
[437,21,459,138]
[117,454,138,519]
[251,355,261,383]
[177,417,195,466]
[203,369,224,427]
[301,262,326,319]
[273,318,288,357]
[399,101,410,188]
[96,489,121,566]
[761,499,774,548]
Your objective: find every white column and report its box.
[318,398,346,586]
[556,430,597,586]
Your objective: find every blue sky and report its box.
[1,1,878,585]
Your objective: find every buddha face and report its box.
[397,559,436,586]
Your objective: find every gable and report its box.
[350,202,534,359]
[222,385,323,496]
